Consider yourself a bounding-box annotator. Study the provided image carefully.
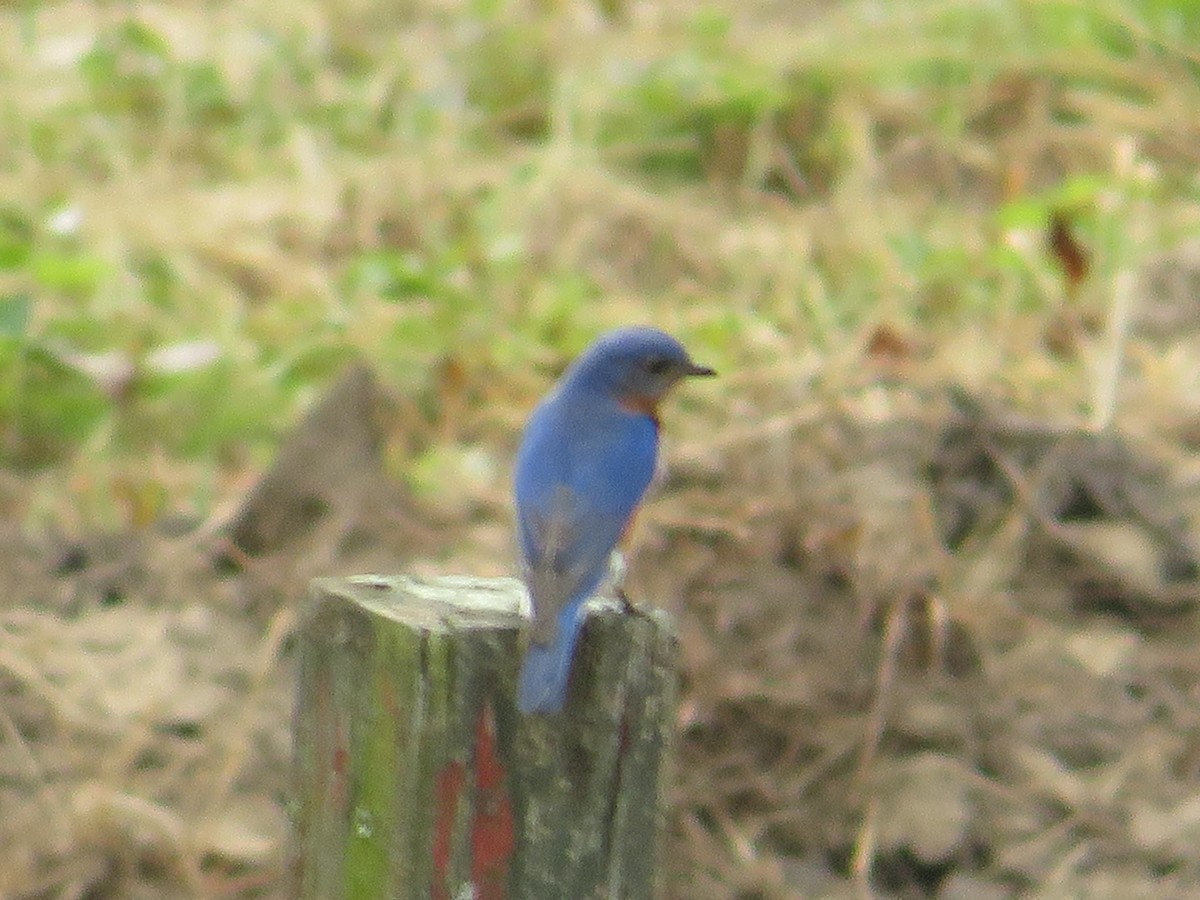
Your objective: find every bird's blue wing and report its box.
[514,398,657,713]
[515,398,657,625]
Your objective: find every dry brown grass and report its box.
[4,0,1200,896]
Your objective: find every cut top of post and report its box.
[314,574,532,631]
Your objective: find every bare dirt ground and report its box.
[8,269,1200,899]
[5,0,1200,896]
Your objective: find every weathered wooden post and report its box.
[290,574,678,899]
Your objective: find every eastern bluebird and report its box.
[514,327,715,714]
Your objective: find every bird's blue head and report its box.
[564,326,716,417]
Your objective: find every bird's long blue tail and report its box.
[517,609,586,715]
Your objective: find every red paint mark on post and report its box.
[430,705,516,900]
[431,758,467,900]
[330,743,350,811]
[471,706,515,900]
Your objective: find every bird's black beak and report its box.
[684,361,717,378]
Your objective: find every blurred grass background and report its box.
[4,1,1200,897]
[2,0,1199,536]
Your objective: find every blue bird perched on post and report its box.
[513,327,715,715]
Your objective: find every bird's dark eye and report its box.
[645,356,671,376]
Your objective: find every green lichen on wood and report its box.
[344,609,408,897]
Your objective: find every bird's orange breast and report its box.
[617,392,661,428]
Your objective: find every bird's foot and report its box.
[616,586,652,621]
